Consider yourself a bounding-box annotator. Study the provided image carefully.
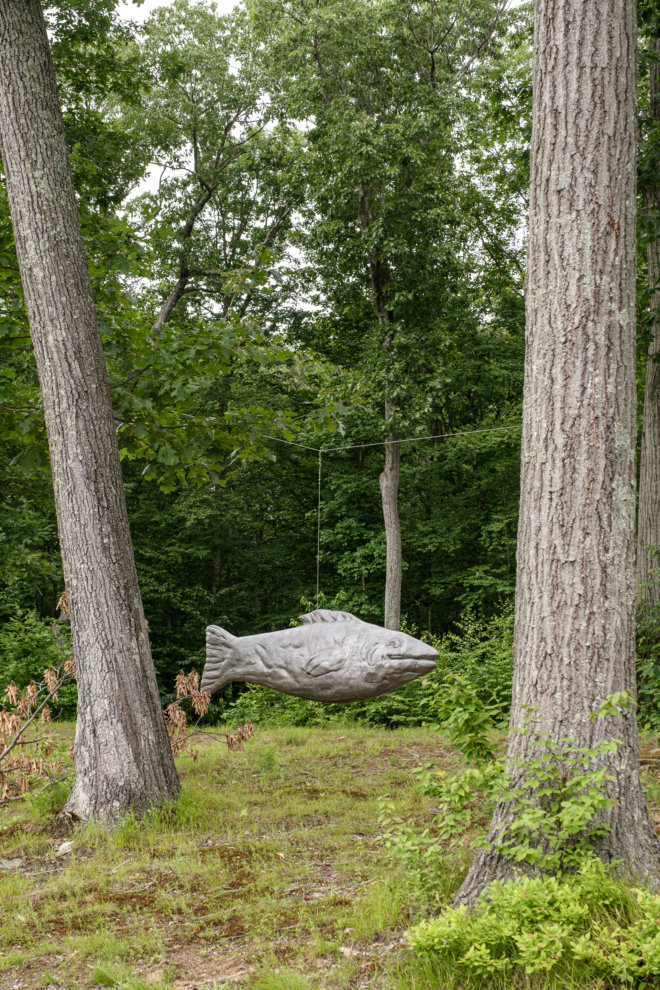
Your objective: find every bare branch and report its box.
[456,0,511,82]
[150,270,192,334]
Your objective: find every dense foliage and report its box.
[0,0,530,709]
[410,858,660,986]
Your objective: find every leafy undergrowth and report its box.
[0,724,470,990]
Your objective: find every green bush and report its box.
[421,672,502,762]
[409,857,660,986]
[428,604,514,711]
[0,609,77,718]
[495,711,625,874]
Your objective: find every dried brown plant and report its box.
[2,660,246,804]
[223,723,255,753]
[164,669,211,759]
[1,660,76,803]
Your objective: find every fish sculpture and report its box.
[201,609,438,703]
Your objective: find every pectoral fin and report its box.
[303,650,346,677]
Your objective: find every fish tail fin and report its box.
[201,625,238,694]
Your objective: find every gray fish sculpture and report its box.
[200,609,438,702]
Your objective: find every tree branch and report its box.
[456,0,511,81]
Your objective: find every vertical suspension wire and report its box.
[261,426,522,609]
[316,449,322,606]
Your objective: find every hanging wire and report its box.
[262,422,522,602]
[262,435,322,451]
[262,422,521,454]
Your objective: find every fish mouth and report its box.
[381,653,438,677]
[364,654,437,686]
[389,649,438,669]
[404,656,438,675]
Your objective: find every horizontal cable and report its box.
[262,423,522,454]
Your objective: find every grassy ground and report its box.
[3,725,660,990]
[0,724,473,990]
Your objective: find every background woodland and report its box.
[0,0,656,729]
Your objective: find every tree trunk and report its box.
[357,186,403,629]
[381,413,402,630]
[637,34,660,611]
[0,0,179,821]
[454,0,660,905]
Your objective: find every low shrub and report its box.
[409,857,660,986]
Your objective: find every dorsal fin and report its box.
[299,609,362,625]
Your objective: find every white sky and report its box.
[119,0,526,24]
[119,0,238,22]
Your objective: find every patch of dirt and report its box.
[0,951,79,990]
[221,913,247,937]
[48,913,96,935]
[146,942,257,989]
[282,860,366,906]
[106,889,159,910]
[10,854,69,880]
[373,743,454,767]
[51,813,78,841]
[0,821,42,840]
[226,868,254,890]
[198,840,256,863]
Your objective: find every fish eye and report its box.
[388,637,402,650]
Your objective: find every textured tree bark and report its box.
[454,0,660,905]
[0,0,179,821]
[637,34,660,611]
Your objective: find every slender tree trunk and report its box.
[0,0,179,821]
[454,0,660,905]
[357,188,403,629]
[637,35,660,610]
[381,410,402,630]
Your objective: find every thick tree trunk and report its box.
[455,0,660,905]
[637,35,660,611]
[0,0,179,821]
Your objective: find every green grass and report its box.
[0,725,464,989]
[2,725,659,989]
